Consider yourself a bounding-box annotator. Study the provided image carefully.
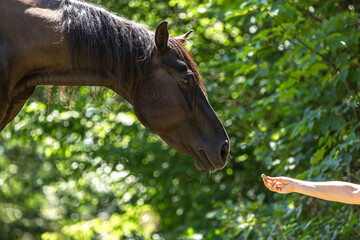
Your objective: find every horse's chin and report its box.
[194,159,217,171]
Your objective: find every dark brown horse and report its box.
[0,0,230,170]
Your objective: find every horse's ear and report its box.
[175,30,194,44]
[155,21,169,53]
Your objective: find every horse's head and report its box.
[133,21,230,170]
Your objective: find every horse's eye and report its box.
[180,75,195,87]
[180,78,190,84]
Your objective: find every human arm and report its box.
[261,174,360,204]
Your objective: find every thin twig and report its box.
[270,16,338,73]
[293,5,323,23]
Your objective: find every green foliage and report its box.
[1,0,360,239]
[41,205,158,240]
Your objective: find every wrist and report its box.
[287,179,300,193]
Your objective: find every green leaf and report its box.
[310,147,326,165]
[333,69,348,86]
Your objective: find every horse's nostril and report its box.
[220,141,230,161]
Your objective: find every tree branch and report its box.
[270,15,360,134]
[270,16,339,73]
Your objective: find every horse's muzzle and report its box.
[195,140,230,171]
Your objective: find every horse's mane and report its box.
[59,0,206,93]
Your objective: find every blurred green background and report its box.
[1,0,360,239]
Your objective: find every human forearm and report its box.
[262,174,360,204]
[293,180,360,204]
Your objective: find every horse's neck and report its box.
[0,0,131,131]
[2,1,133,94]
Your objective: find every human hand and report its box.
[261,174,296,194]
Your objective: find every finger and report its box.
[265,176,277,181]
[266,180,272,189]
[263,179,271,189]
[273,184,282,192]
[271,180,277,189]
[276,186,283,192]
[261,174,267,180]
[269,182,277,191]
[274,182,285,192]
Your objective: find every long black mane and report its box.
[59,0,205,93]
[60,0,155,81]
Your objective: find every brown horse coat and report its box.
[0,0,230,170]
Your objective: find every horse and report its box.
[0,0,230,170]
